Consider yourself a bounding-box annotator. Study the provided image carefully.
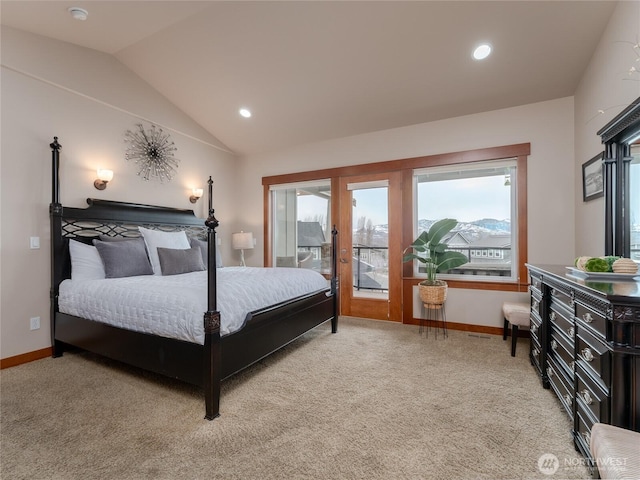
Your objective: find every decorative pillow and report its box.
[138,227,190,275]
[94,239,153,278]
[189,237,223,268]
[69,239,106,281]
[157,246,205,276]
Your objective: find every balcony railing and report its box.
[353,246,389,291]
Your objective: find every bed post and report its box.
[331,225,339,334]
[203,176,222,420]
[49,137,64,357]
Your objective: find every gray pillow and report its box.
[94,239,153,278]
[189,237,223,268]
[157,246,205,275]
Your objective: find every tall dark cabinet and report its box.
[526,264,640,464]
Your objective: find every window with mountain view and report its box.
[414,159,518,282]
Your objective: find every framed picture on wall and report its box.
[582,152,604,202]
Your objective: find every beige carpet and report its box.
[1,317,589,479]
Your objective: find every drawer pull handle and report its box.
[582,348,595,362]
[532,348,539,358]
[551,288,557,296]
[550,312,556,321]
[583,312,593,323]
[551,340,558,351]
[564,394,572,405]
[531,325,538,335]
[580,389,593,405]
[546,367,554,378]
[533,300,539,310]
[567,327,574,338]
[569,361,575,371]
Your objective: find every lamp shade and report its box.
[232,231,254,250]
[97,169,113,182]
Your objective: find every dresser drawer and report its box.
[575,302,607,341]
[530,311,542,344]
[576,326,611,390]
[547,357,573,418]
[530,335,542,373]
[530,292,542,317]
[550,326,575,379]
[550,285,573,311]
[530,274,542,295]
[576,365,610,424]
[550,304,575,341]
[575,403,596,456]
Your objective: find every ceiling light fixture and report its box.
[239,108,252,118]
[473,43,492,60]
[68,7,89,21]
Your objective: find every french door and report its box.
[338,172,402,321]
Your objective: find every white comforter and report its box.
[58,267,329,344]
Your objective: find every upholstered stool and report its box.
[502,302,530,357]
[590,423,640,479]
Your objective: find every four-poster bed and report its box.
[49,137,339,420]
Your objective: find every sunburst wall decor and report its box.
[124,123,179,182]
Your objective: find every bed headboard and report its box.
[49,137,218,312]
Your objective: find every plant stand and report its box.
[420,302,447,339]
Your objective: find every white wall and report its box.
[0,27,239,360]
[239,97,576,327]
[574,0,640,258]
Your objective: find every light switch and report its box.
[30,236,40,249]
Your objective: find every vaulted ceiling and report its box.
[1,1,617,155]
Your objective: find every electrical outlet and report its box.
[29,317,40,330]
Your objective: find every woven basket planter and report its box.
[418,281,447,305]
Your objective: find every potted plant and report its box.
[403,218,469,305]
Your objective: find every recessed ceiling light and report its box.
[239,108,252,118]
[473,44,492,60]
[68,7,89,21]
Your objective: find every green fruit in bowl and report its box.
[584,257,610,272]
[600,255,619,272]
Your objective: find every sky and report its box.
[296,174,512,227]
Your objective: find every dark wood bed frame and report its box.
[49,137,339,420]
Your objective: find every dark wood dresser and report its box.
[526,264,640,464]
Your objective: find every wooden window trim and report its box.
[263,143,530,294]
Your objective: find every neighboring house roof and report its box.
[446,232,473,246]
[297,221,326,247]
[469,234,511,248]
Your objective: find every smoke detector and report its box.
[68,7,89,21]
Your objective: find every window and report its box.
[270,179,332,272]
[631,145,639,261]
[414,159,518,282]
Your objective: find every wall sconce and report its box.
[94,169,113,190]
[190,188,204,203]
[232,231,254,267]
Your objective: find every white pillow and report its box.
[69,239,106,281]
[138,227,190,275]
